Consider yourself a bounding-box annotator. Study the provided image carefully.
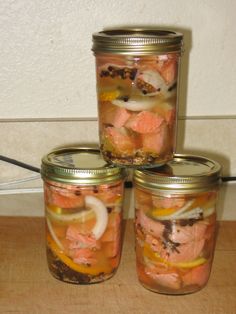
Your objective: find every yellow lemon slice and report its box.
[47,204,62,214]
[99,90,120,101]
[143,242,207,269]
[47,234,112,276]
[151,207,177,217]
[169,257,207,269]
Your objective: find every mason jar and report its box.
[41,147,126,284]
[92,29,183,167]
[133,154,221,294]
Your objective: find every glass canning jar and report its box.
[133,154,221,295]
[41,147,126,284]
[92,29,183,167]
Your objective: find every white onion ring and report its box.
[85,195,108,240]
[112,97,157,111]
[46,206,94,222]
[46,196,109,241]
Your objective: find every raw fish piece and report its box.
[182,262,210,287]
[145,267,181,290]
[45,185,84,209]
[66,227,98,249]
[165,239,206,263]
[156,58,178,85]
[73,248,98,266]
[153,102,176,125]
[136,210,164,238]
[141,122,170,154]
[100,101,132,128]
[170,222,207,244]
[125,111,164,134]
[145,233,205,263]
[103,126,138,155]
[152,196,186,210]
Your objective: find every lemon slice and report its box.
[47,204,62,214]
[47,234,112,276]
[143,242,207,269]
[99,90,120,101]
[169,257,207,269]
[151,207,177,218]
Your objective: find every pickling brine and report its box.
[92,29,183,167]
[133,154,221,294]
[135,189,217,294]
[41,147,126,284]
[45,180,123,284]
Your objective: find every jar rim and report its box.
[133,154,221,192]
[41,147,126,185]
[92,28,184,55]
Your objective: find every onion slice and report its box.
[112,96,157,111]
[46,206,94,222]
[85,195,108,240]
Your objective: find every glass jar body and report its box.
[95,53,181,167]
[43,178,124,284]
[134,185,218,294]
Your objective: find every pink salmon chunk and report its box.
[141,122,170,154]
[136,210,164,238]
[104,126,138,154]
[166,239,206,263]
[45,185,85,209]
[125,111,164,134]
[72,248,97,265]
[170,222,207,244]
[101,102,131,128]
[145,267,181,290]
[182,262,210,287]
[156,59,177,85]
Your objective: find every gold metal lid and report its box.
[41,147,126,185]
[134,154,221,193]
[92,28,183,55]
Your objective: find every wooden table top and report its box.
[0,217,235,314]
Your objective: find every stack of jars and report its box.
[41,29,221,295]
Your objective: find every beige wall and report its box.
[0,0,236,119]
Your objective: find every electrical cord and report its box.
[221,176,236,182]
[0,155,40,173]
[0,155,236,187]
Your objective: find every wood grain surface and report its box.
[0,217,235,314]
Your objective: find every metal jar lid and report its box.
[92,28,183,55]
[134,154,221,193]
[41,147,126,185]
